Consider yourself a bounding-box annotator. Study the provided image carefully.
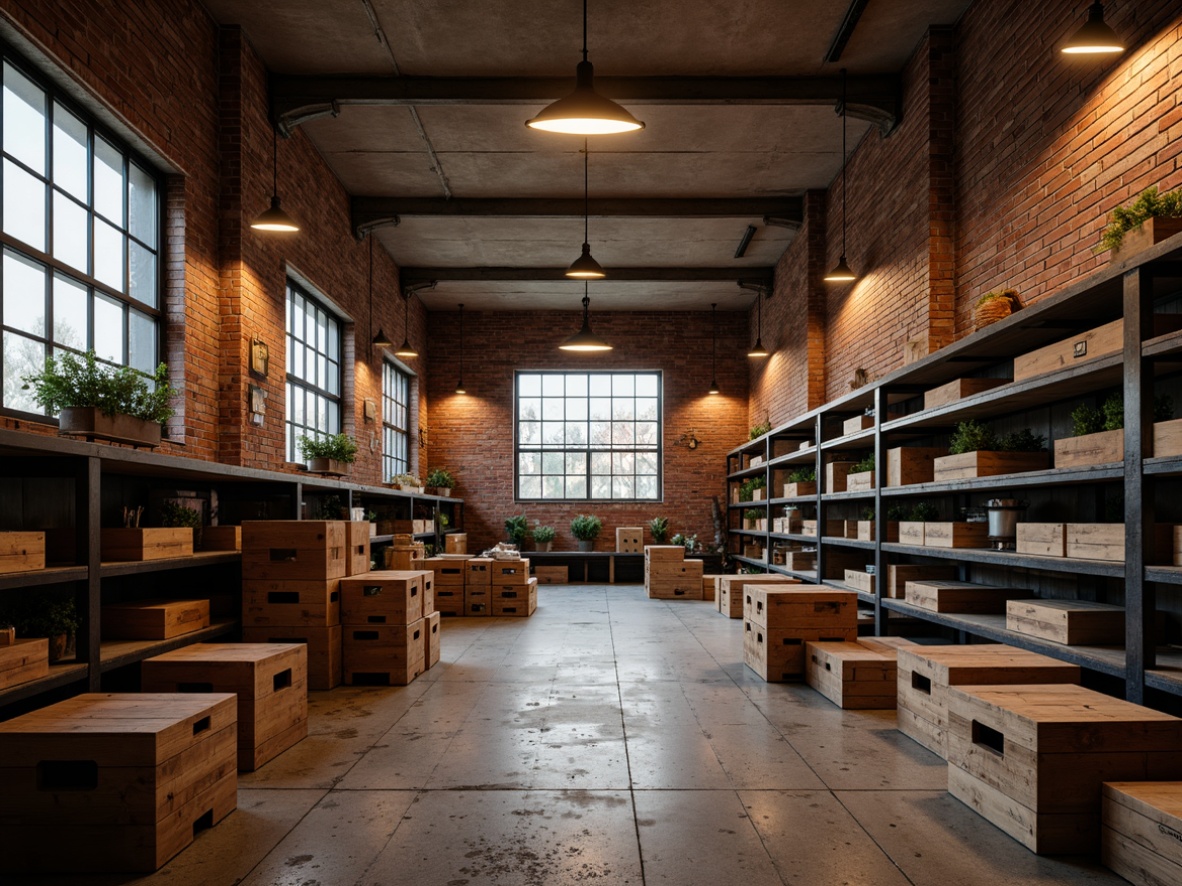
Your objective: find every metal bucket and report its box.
[986,499,1027,540]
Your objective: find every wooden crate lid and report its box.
[806,640,894,663]
[896,643,1082,681]
[144,642,305,663]
[1103,781,1182,822]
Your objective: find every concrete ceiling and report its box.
[202,0,973,311]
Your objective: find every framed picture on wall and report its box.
[250,337,269,378]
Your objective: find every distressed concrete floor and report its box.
[14,585,1124,885]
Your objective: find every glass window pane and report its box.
[129,308,155,373]
[53,103,88,201]
[3,331,45,412]
[613,375,634,397]
[518,397,540,420]
[93,293,123,362]
[591,475,611,498]
[542,397,564,420]
[518,374,541,396]
[53,274,87,348]
[543,476,563,498]
[591,452,611,474]
[52,191,88,272]
[128,240,156,307]
[519,452,540,475]
[613,476,634,499]
[3,159,46,250]
[636,422,658,445]
[543,421,563,445]
[93,218,124,290]
[612,400,634,420]
[636,375,658,397]
[4,62,46,174]
[636,475,657,499]
[566,398,587,421]
[637,398,658,420]
[3,249,46,336]
[542,452,563,474]
[519,418,539,445]
[613,452,634,474]
[565,453,586,473]
[565,421,585,445]
[93,136,123,223]
[589,397,610,421]
[566,374,587,397]
[128,161,156,248]
[590,420,611,445]
[612,422,633,445]
[566,476,586,498]
[636,452,658,474]
[542,374,564,396]
[519,476,541,499]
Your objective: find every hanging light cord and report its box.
[757,288,762,336]
[711,303,717,375]
[458,304,464,381]
[271,129,279,196]
[582,0,588,62]
[367,236,374,343]
[840,68,847,255]
[583,138,589,245]
[583,282,591,319]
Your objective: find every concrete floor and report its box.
[17,585,1125,885]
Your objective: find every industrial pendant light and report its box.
[747,289,768,358]
[1062,2,1124,55]
[566,141,606,279]
[525,0,644,135]
[394,287,418,358]
[824,69,857,284]
[559,283,612,351]
[250,129,300,233]
[708,303,721,394]
[368,238,393,349]
[455,304,467,394]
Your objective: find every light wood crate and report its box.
[198,525,240,551]
[102,598,209,640]
[241,624,342,691]
[1017,523,1066,557]
[743,620,857,682]
[824,461,856,493]
[1053,429,1123,469]
[846,469,874,492]
[0,531,46,573]
[343,620,426,685]
[492,578,538,616]
[842,414,874,435]
[101,527,193,562]
[923,521,990,548]
[1013,318,1124,382]
[932,450,1050,481]
[717,574,799,618]
[886,564,957,598]
[1006,598,1125,645]
[445,532,467,554]
[344,521,371,576]
[340,571,425,625]
[923,377,1007,411]
[0,638,49,690]
[898,522,925,546]
[533,565,568,584]
[843,569,875,593]
[241,520,346,580]
[1102,781,1182,886]
[242,578,341,627]
[616,526,644,553]
[806,641,897,709]
[886,447,946,486]
[743,584,857,630]
[781,481,816,498]
[424,611,441,668]
[904,580,1030,614]
[856,520,899,542]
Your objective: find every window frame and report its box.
[514,369,663,503]
[284,278,343,462]
[382,359,411,482]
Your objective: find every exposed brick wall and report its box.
[425,310,749,553]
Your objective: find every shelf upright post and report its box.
[872,387,886,634]
[814,414,825,583]
[76,456,101,691]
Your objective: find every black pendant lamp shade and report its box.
[394,288,418,358]
[368,238,393,349]
[709,303,720,394]
[526,0,644,135]
[251,129,300,233]
[824,69,857,284]
[455,304,467,394]
[559,283,612,351]
[747,289,768,358]
[1062,2,1124,55]
[566,141,606,279]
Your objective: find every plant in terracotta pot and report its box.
[649,516,670,544]
[22,349,175,447]
[974,289,1022,329]
[1100,186,1182,257]
[532,523,556,552]
[505,513,530,547]
[570,514,602,552]
[426,467,456,497]
[298,432,358,475]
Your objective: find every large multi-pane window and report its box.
[516,371,661,501]
[1,49,161,415]
[382,361,410,481]
[285,280,341,461]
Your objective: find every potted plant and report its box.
[505,513,530,547]
[426,467,456,497]
[1056,393,1174,468]
[532,523,556,552]
[390,472,424,493]
[649,516,670,544]
[897,500,939,546]
[783,467,816,498]
[974,289,1022,330]
[671,532,698,554]
[744,508,764,531]
[1101,186,1182,260]
[0,590,78,663]
[570,514,602,552]
[749,420,771,441]
[933,420,1049,481]
[22,349,175,448]
[298,432,358,475]
[161,499,202,548]
[846,453,875,492]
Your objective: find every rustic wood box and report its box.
[932,450,1050,481]
[846,469,874,492]
[340,571,424,625]
[858,636,918,655]
[0,531,45,573]
[465,585,491,616]
[492,578,538,616]
[923,377,1007,411]
[844,569,875,593]
[843,414,874,435]
[424,611,441,668]
[886,447,947,486]
[434,587,465,618]
[1154,418,1182,458]
[616,526,644,553]
[783,551,817,571]
[717,574,798,618]
[743,620,857,682]
[242,578,341,627]
[824,461,856,493]
[1013,318,1125,382]
[343,620,426,685]
[702,574,722,601]
[101,527,193,562]
[1065,523,1129,561]
[1006,598,1125,645]
[465,556,492,585]
[142,642,308,771]
[1054,429,1123,469]
[198,525,240,551]
[645,545,685,563]
[886,564,958,598]
[0,638,49,690]
[534,565,569,584]
[647,559,705,599]
[1102,781,1182,886]
[490,558,531,584]
[782,481,816,498]
[425,556,467,586]
[386,546,425,571]
[905,579,1029,614]
[102,598,210,640]
[241,624,342,690]
[344,521,371,576]
[241,520,346,580]
[898,521,926,546]
[1017,523,1066,557]
[445,532,467,554]
[0,693,237,873]
[896,645,1080,757]
[743,584,857,630]
[946,683,1182,855]
[923,521,990,548]
[806,641,897,709]
[855,520,899,542]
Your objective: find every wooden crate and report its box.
[702,574,722,601]
[102,598,210,640]
[344,521,371,576]
[534,565,568,584]
[1065,523,1124,561]
[855,520,898,542]
[946,683,1182,855]
[386,546,425,571]
[782,481,816,498]
[886,447,947,487]
[425,556,467,586]
[647,559,705,599]
[844,569,875,593]
[198,525,240,551]
[645,545,685,563]
[842,414,874,435]
[886,564,958,598]
[744,584,857,630]
[824,461,856,493]
[1013,318,1124,382]
[905,580,1029,614]
[492,578,538,616]
[1102,782,1182,886]
[1111,217,1182,261]
[142,642,308,771]
[846,469,874,492]
[1017,523,1066,557]
[1054,429,1123,469]
[1154,417,1182,458]
[858,636,918,655]
[923,521,990,549]
[896,644,1080,757]
[0,531,45,573]
[101,527,193,562]
[717,574,799,618]
[340,571,424,626]
[424,611,441,668]
[743,620,857,682]
[0,693,238,873]
[241,520,346,580]
[490,558,531,584]
[616,526,644,552]
[898,521,925,546]
[1006,599,1125,645]
[806,641,897,709]
[932,450,1050,481]
[445,532,467,554]
[242,578,341,627]
[434,587,465,618]
[923,377,1007,411]
[241,624,342,690]
[0,638,49,691]
[343,620,426,686]
[465,556,493,585]
[783,551,817,571]
[465,585,490,616]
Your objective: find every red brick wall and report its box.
[426,310,749,553]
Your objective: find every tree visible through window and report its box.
[516,371,661,501]
[285,280,341,462]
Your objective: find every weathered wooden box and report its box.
[844,569,875,593]
[0,531,46,573]
[932,450,1050,481]
[344,521,371,576]
[424,610,441,667]
[842,414,874,435]
[1102,781,1182,886]
[806,640,898,709]
[434,586,465,617]
[717,574,798,619]
[445,532,467,554]
[340,570,425,625]
[101,527,193,562]
[647,558,704,599]
[465,556,493,585]
[701,574,721,601]
[898,521,926,546]
[1017,523,1066,558]
[783,551,817,571]
[743,620,857,682]
[825,461,856,493]
[855,520,898,542]
[241,520,346,580]
[241,624,342,691]
[616,526,644,553]
[0,638,49,690]
[102,598,210,640]
[923,377,1007,411]
[1054,429,1123,469]
[1013,318,1124,382]
[1006,599,1125,645]
[492,578,538,616]
[197,525,241,551]
[782,481,816,498]
[904,580,1029,614]
[464,585,490,616]
[886,564,958,598]
[886,447,947,486]
[743,584,857,630]
[846,469,874,492]
[425,556,466,586]
[490,558,531,584]
[241,578,341,627]
[343,620,426,685]
[923,522,990,549]
[534,565,569,584]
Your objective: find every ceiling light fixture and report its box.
[368,238,393,349]
[394,282,432,359]
[1061,2,1124,55]
[559,282,613,351]
[709,303,721,394]
[824,69,857,284]
[747,286,769,358]
[250,128,300,233]
[566,140,606,279]
[455,304,467,394]
[525,0,645,135]
[734,225,757,259]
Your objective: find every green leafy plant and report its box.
[390,472,422,488]
[532,524,556,544]
[949,419,999,455]
[570,514,603,541]
[22,349,175,423]
[861,506,875,521]
[1078,393,1176,434]
[505,514,530,546]
[365,509,378,522]
[0,589,78,639]
[886,503,910,522]
[671,532,698,553]
[738,475,766,502]
[749,420,771,441]
[160,501,201,530]
[425,467,456,489]
[852,453,875,474]
[1100,186,1182,252]
[298,432,358,463]
[649,516,670,544]
[314,495,345,520]
[744,508,763,522]
[909,501,940,521]
[1071,403,1105,437]
[787,467,816,483]
[999,428,1046,452]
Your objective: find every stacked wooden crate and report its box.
[491,558,537,616]
[1102,782,1182,885]
[240,520,346,690]
[385,533,426,570]
[339,569,436,685]
[426,556,474,615]
[716,573,799,618]
[465,557,493,613]
[742,585,857,682]
[904,579,1030,614]
[805,636,916,709]
[644,545,704,600]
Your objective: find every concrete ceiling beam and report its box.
[400,267,775,285]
